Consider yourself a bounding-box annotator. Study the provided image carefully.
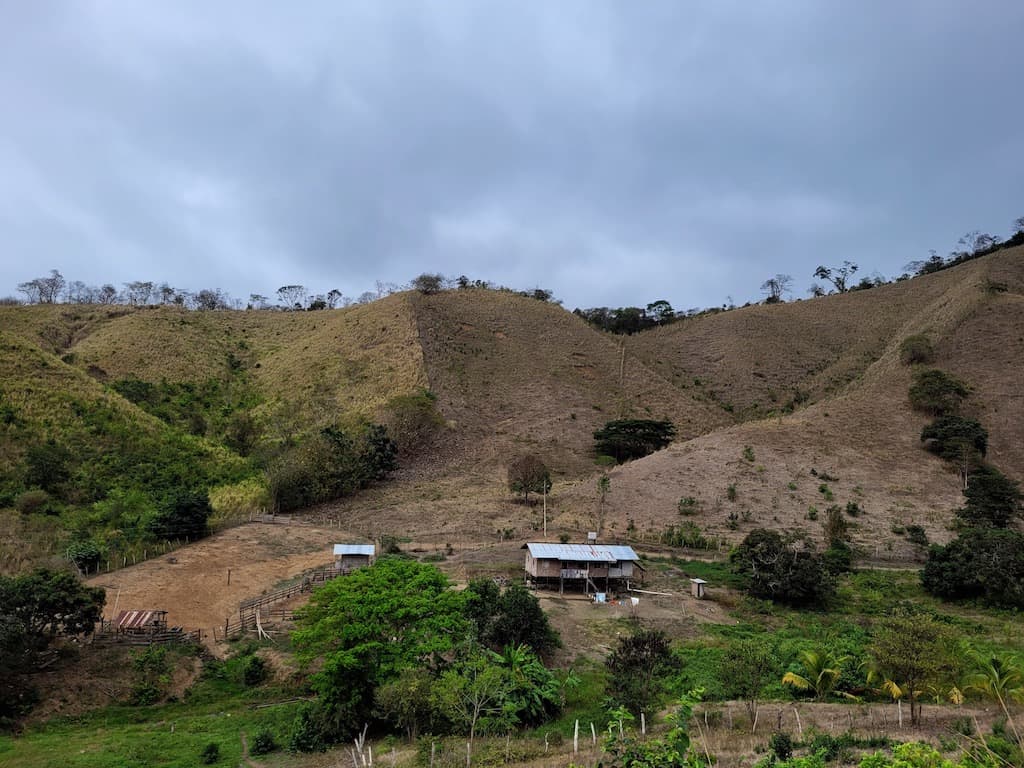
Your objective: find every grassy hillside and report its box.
[1,248,1021,566]
[0,331,254,573]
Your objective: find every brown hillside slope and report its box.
[408,289,732,477]
[557,248,1024,558]
[629,263,984,417]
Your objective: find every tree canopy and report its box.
[593,419,676,463]
[730,529,835,607]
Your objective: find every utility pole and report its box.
[543,485,547,537]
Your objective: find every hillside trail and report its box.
[239,732,265,768]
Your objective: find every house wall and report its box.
[336,554,371,570]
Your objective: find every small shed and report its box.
[333,543,376,572]
[690,578,707,600]
[114,609,168,634]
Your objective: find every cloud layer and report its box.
[2,2,1023,308]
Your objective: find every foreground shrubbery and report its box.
[290,558,565,750]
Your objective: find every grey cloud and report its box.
[1,2,1022,309]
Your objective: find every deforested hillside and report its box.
[628,260,993,419]
[558,247,1024,557]
[408,288,732,477]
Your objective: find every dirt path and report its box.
[87,522,359,632]
[239,732,265,768]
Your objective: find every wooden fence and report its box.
[238,566,345,613]
[91,628,202,647]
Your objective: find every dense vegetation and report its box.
[593,418,676,463]
[291,557,565,750]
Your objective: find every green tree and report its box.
[435,652,511,743]
[293,558,469,743]
[146,489,211,540]
[958,465,1022,528]
[374,668,437,741]
[868,609,957,726]
[730,529,835,607]
[908,369,969,416]
[465,580,560,657]
[720,639,778,725]
[782,648,851,701]
[593,419,676,463]
[922,528,1024,608]
[605,629,676,715]
[507,454,552,504]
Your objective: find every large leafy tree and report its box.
[464,580,560,657]
[593,419,676,463]
[0,569,105,721]
[293,558,469,742]
[959,465,1022,528]
[868,609,957,726]
[921,528,1024,607]
[730,529,835,607]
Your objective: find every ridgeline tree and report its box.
[813,262,858,293]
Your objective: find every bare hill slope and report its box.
[558,247,1024,556]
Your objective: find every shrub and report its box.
[742,446,755,462]
[250,728,277,755]
[242,655,267,686]
[905,525,928,547]
[66,539,103,572]
[15,489,51,515]
[726,484,737,502]
[899,335,935,365]
[769,732,794,761]
[605,629,676,715]
[677,496,699,516]
[200,742,220,764]
[380,389,444,454]
[908,369,969,415]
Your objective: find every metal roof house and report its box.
[333,543,376,572]
[522,542,643,594]
[114,609,168,634]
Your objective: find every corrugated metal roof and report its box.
[333,544,376,556]
[524,542,639,562]
[115,609,167,630]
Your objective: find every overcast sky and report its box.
[2,2,1022,309]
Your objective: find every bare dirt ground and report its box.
[86,522,351,632]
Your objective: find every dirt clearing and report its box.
[86,522,353,632]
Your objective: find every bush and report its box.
[411,273,445,294]
[200,742,220,764]
[242,654,267,686]
[15,489,51,515]
[908,369,969,415]
[769,732,794,761]
[250,728,277,756]
[730,529,835,607]
[899,335,935,365]
[605,629,676,715]
[677,496,700,516]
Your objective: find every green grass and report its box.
[0,644,301,768]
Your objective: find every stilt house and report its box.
[522,542,642,594]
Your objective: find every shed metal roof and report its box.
[333,544,376,556]
[114,609,167,630]
[523,542,640,562]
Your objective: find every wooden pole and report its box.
[227,568,231,586]
[574,719,579,754]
